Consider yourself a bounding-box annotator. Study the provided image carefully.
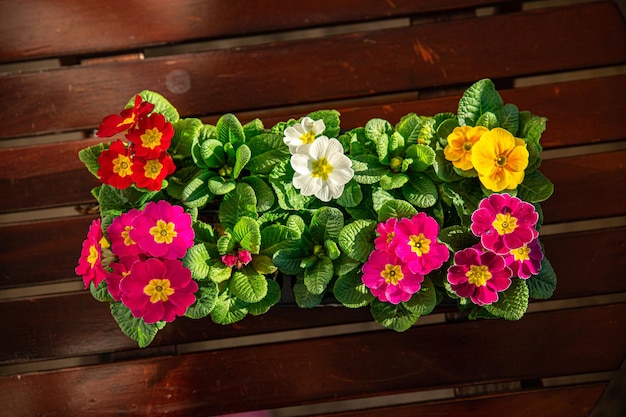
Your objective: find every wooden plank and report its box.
[0,0,506,63]
[1,303,624,416]
[1,1,624,139]
[310,383,609,417]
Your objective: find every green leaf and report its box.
[110,302,165,348]
[166,165,201,200]
[436,117,459,143]
[248,279,281,315]
[324,239,341,260]
[273,246,309,275]
[243,118,265,139]
[307,109,341,138]
[230,270,268,303]
[219,182,258,230]
[216,113,245,147]
[498,103,520,136]
[269,159,313,210]
[457,79,504,127]
[232,216,262,254]
[208,176,236,196]
[286,215,306,238]
[185,281,219,319]
[476,111,500,129]
[417,117,436,145]
[89,279,113,302]
[233,144,251,179]
[78,142,107,178]
[246,133,291,174]
[199,139,226,168]
[304,255,334,295]
[131,90,179,122]
[97,184,129,216]
[333,271,374,308]
[485,278,529,320]
[432,150,464,182]
[405,144,436,172]
[183,244,211,280]
[207,259,233,283]
[377,199,418,222]
[351,154,387,184]
[402,174,438,208]
[403,276,437,315]
[293,275,325,308]
[251,254,277,275]
[260,224,298,257]
[439,225,478,252]
[338,219,377,263]
[211,290,248,325]
[182,171,214,208]
[310,206,344,242]
[370,299,419,332]
[171,118,202,158]
[242,176,274,212]
[336,181,363,208]
[516,170,554,203]
[380,172,408,190]
[519,112,547,143]
[527,257,557,299]
[217,233,236,256]
[396,113,422,145]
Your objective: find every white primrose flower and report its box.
[291,136,354,202]
[283,116,326,153]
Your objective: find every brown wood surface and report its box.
[1,303,624,416]
[1,2,624,139]
[310,383,609,417]
[0,0,509,63]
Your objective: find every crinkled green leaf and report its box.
[417,117,436,145]
[519,112,547,143]
[439,225,478,252]
[110,302,165,348]
[527,257,557,299]
[338,219,377,263]
[251,254,277,275]
[171,118,202,158]
[242,176,275,212]
[243,118,265,139]
[485,278,529,320]
[131,90,179,122]
[377,199,418,222]
[230,270,268,303]
[380,172,408,190]
[211,290,248,325]
[233,144,251,179]
[207,259,232,283]
[78,142,107,178]
[498,103,520,136]
[166,165,201,200]
[273,246,309,275]
[457,79,504,127]
[219,182,258,230]
[436,116,460,143]
[433,150,464,182]
[199,139,226,168]
[260,224,298,257]
[89,279,113,302]
[516,170,554,203]
[476,111,499,129]
[232,216,262,254]
[246,133,291,174]
[304,255,334,295]
[185,281,219,319]
[269,159,313,210]
[336,181,363,208]
[370,299,419,332]
[402,174,438,208]
[307,109,341,139]
[351,154,387,184]
[403,276,437,315]
[396,113,423,145]
[248,279,281,315]
[216,113,245,147]
[293,275,324,308]
[97,184,129,216]
[333,270,373,308]
[324,239,341,260]
[405,144,436,172]
[208,176,236,196]
[183,243,211,280]
[181,171,214,208]
[310,206,344,242]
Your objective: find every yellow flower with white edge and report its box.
[291,136,354,202]
[283,116,326,153]
[444,125,488,170]
[471,127,529,192]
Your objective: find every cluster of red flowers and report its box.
[96,95,175,191]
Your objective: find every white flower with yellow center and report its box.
[283,117,326,153]
[291,136,354,202]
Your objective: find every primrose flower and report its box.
[119,258,198,323]
[132,153,176,191]
[107,209,143,258]
[106,255,140,301]
[447,247,512,306]
[374,217,398,252]
[97,139,135,190]
[291,136,354,202]
[283,116,326,153]
[471,193,539,255]
[75,219,109,288]
[471,127,529,192]
[505,238,543,279]
[126,112,174,158]
[97,95,154,138]
[130,201,195,259]
[444,125,488,170]
[362,249,424,304]
[392,213,450,275]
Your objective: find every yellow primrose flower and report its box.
[444,126,488,170]
[470,127,529,192]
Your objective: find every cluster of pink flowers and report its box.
[76,200,197,323]
[447,193,543,305]
[362,213,450,304]
[96,95,176,191]
[222,249,253,269]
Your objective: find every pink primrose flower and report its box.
[392,213,450,275]
[107,209,144,258]
[362,249,424,304]
[119,258,198,323]
[130,201,195,259]
[374,217,398,252]
[505,238,543,279]
[470,193,539,255]
[237,249,253,265]
[75,218,109,288]
[447,247,513,306]
[222,254,238,267]
[105,255,141,301]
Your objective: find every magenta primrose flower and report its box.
[75,218,109,288]
[362,249,424,304]
[120,258,198,323]
[447,247,513,306]
[393,213,450,275]
[105,255,141,301]
[505,238,543,279]
[107,209,143,258]
[130,200,195,259]
[471,193,539,255]
[374,217,398,252]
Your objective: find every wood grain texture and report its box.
[1,303,624,416]
[1,2,624,139]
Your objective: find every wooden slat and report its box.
[310,383,609,417]
[1,1,624,139]
[0,0,507,63]
[1,303,624,416]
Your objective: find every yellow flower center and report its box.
[143,278,175,303]
[144,159,164,179]
[463,141,473,152]
[311,157,333,181]
[140,127,163,149]
[300,131,316,145]
[496,154,508,167]
[87,244,99,268]
[466,265,492,287]
[511,244,531,262]
[122,226,136,247]
[381,264,404,285]
[409,233,431,256]
[112,154,133,177]
[492,213,518,235]
[386,232,395,245]
[149,220,178,244]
